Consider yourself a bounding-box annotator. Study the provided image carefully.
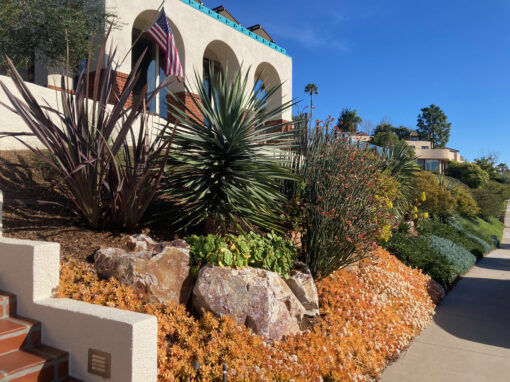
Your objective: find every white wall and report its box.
[0,237,158,381]
[0,75,167,150]
[107,0,293,121]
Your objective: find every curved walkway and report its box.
[383,205,510,382]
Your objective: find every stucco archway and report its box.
[254,62,283,116]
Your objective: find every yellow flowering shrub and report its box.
[57,248,442,381]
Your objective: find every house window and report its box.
[417,159,425,170]
[425,160,440,173]
[421,146,430,149]
[410,145,416,149]
[132,31,169,119]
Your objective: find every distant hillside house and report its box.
[32,0,292,123]
[405,139,465,174]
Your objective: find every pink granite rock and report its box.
[192,264,307,340]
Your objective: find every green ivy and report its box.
[186,232,297,279]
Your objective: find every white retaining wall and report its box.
[0,237,158,381]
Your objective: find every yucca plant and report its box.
[0,28,173,231]
[164,65,297,233]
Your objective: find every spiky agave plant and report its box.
[0,27,173,231]
[164,65,297,233]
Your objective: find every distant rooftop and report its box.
[180,0,288,56]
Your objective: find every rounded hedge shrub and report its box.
[419,220,486,258]
[383,232,455,288]
[446,161,489,188]
[426,235,477,276]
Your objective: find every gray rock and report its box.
[192,264,307,340]
[285,262,320,317]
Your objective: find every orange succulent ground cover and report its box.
[57,247,443,381]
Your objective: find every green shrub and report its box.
[451,186,480,217]
[426,235,477,276]
[383,232,455,288]
[186,232,297,279]
[411,172,456,220]
[419,220,486,258]
[463,231,493,254]
[471,188,505,219]
[446,161,489,188]
[295,126,389,279]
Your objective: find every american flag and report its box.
[147,9,184,79]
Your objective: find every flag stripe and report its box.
[146,9,184,79]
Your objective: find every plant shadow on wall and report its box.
[0,26,173,232]
[162,64,297,235]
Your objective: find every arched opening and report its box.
[202,40,240,99]
[132,10,185,119]
[254,62,283,116]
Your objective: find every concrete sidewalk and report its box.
[382,205,510,382]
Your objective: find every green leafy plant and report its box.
[186,232,297,278]
[426,235,477,276]
[163,65,297,233]
[0,28,173,231]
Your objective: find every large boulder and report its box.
[193,264,307,340]
[285,262,320,317]
[94,235,194,305]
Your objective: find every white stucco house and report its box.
[36,0,292,122]
[0,0,292,150]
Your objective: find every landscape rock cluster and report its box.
[95,234,320,340]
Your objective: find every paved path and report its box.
[382,205,510,382]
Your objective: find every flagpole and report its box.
[119,0,166,67]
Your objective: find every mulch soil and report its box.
[0,150,178,261]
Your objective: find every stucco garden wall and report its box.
[0,236,158,381]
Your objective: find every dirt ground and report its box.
[0,150,177,261]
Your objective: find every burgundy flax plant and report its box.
[0,28,174,231]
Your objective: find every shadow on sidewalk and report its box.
[433,257,510,349]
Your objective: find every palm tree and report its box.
[304,83,318,123]
[337,107,362,134]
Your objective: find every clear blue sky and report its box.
[213,0,510,164]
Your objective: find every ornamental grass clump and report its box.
[297,125,391,279]
[0,29,173,231]
[426,234,477,276]
[163,65,297,234]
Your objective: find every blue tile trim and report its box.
[180,0,288,56]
